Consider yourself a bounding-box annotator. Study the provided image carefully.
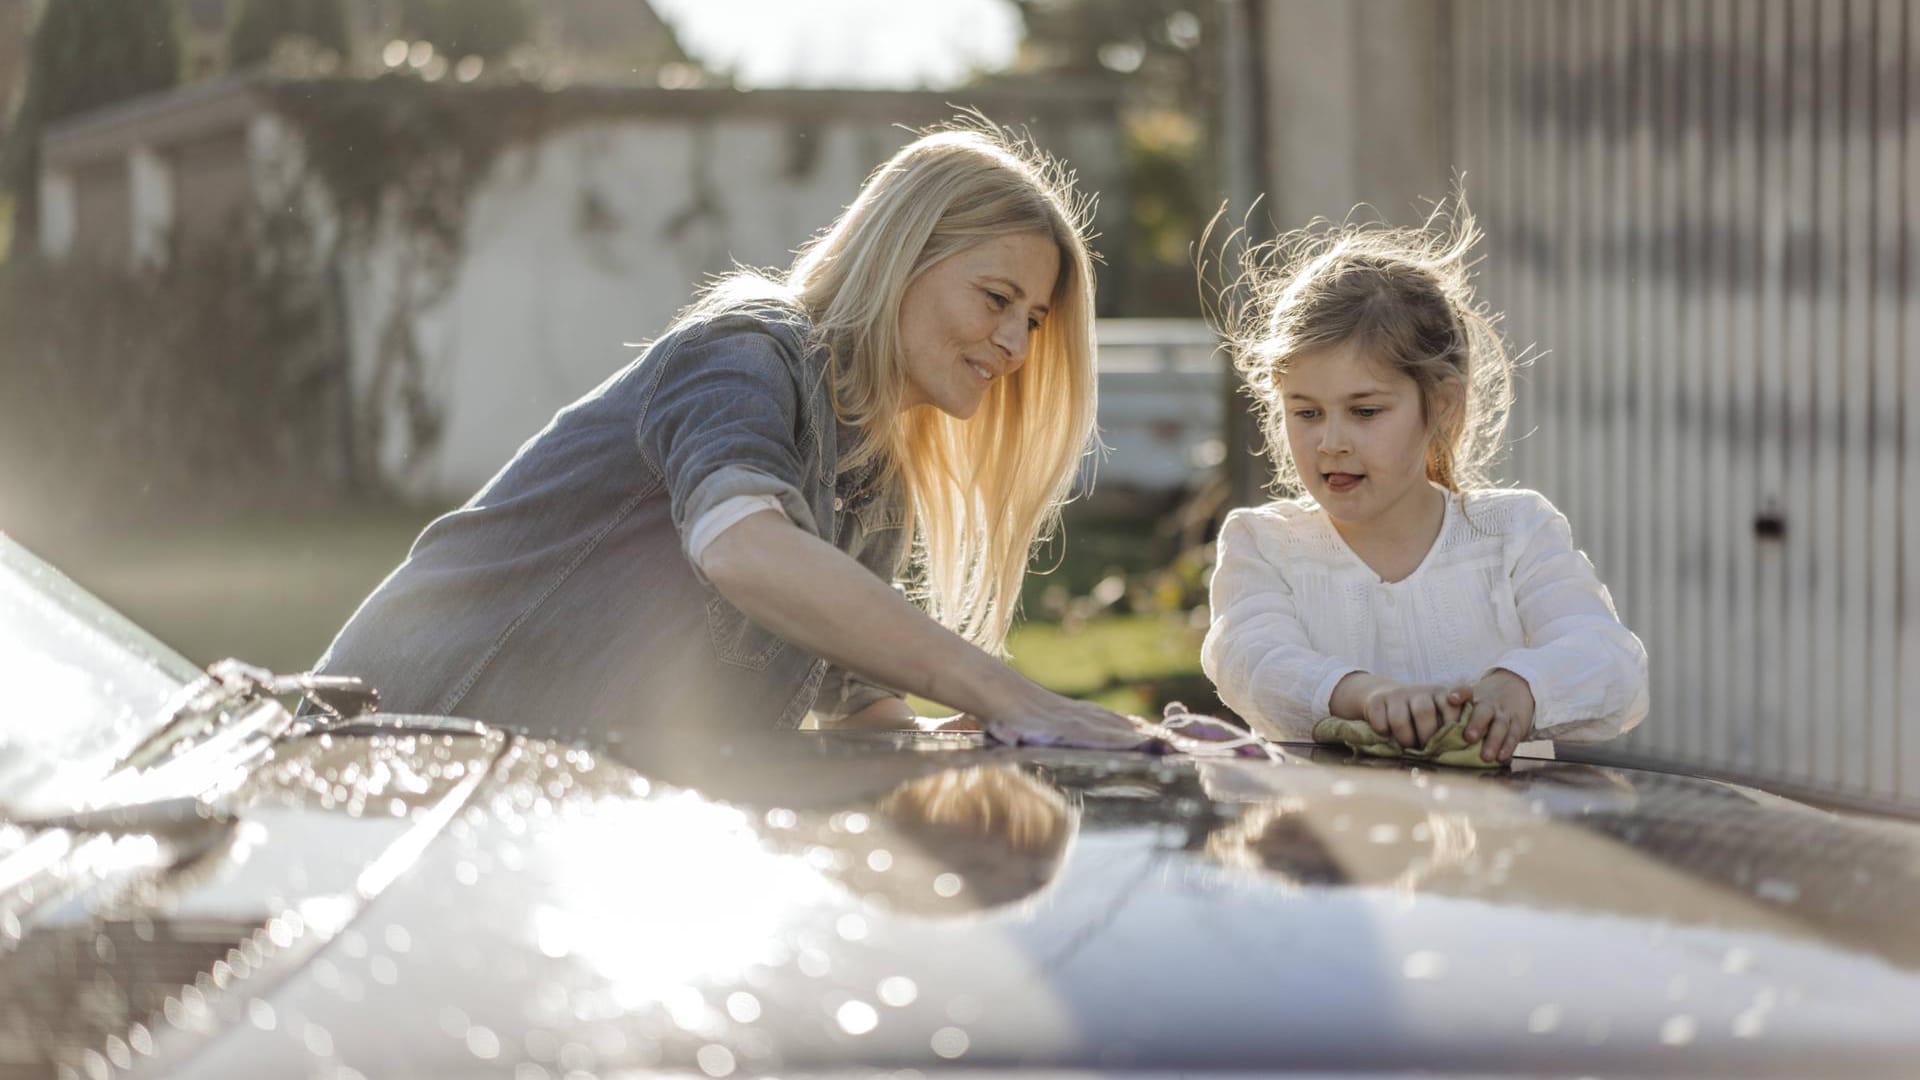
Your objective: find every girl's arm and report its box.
[1201,510,1369,740]
[704,510,1145,748]
[1486,495,1650,741]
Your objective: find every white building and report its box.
[38,75,1220,501]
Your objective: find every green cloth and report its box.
[1311,703,1501,769]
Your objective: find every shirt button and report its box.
[833,496,845,511]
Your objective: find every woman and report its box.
[314,120,1144,750]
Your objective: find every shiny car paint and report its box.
[4,532,1920,1077]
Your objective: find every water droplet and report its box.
[127,1024,153,1056]
[1527,1004,1560,1033]
[931,1027,970,1059]
[696,1043,735,1077]
[514,1062,553,1080]
[1732,991,1774,1039]
[1722,947,1754,975]
[1367,824,1400,845]
[467,1025,501,1060]
[837,913,869,941]
[798,948,831,977]
[837,1000,879,1035]
[103,1035,130,1069]
[878,976,918,1007]
[439,1007,471,1040]
[1660,1015,1697,1046]
[370,956,399,985]
[665,986,711,1031]
[249,999,276,1031]
[867,849,894,872]
[385,925,412,953]
[726,991,761,1024]
[1330,780,1356,796]
[455,860,480,886]
[304,1021,335,1057]
[1402,951,1446,980]
[765,808,797,829]
[841,813,871,834]
[933,873,963,898]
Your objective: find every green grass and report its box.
[16,506,441,674]
[20,506,1210,718]
[1007,613,1207,714]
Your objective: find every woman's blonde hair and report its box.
[685,117,1098,654]
[1217,196,1515,495]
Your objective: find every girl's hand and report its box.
[1452,669,1537,762]
[1361,681,1469,749]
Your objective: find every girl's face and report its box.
[898,232,1060,420]
[1281,343,1442,530]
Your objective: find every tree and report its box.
[229,0,352,70]
[1003,0,1220,317]
[0,0,181,248]
[395,0,530,62]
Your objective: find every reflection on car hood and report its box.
[0,535,199,812]
[18,727,1920,1078]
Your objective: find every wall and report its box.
[346,91,1128,498]
[1260,0,1920,812]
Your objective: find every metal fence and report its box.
[1453,0,1918,810]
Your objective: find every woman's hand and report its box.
[704,512,1146,751]
[1451,669,1536,762]
[976,688,1150,750]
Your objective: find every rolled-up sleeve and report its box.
[1487,496,1650,741]
[634,321,821,572]
[1201,510,1362,741]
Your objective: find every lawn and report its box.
[19,505,1213,718]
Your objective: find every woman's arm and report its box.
[704,510,1145,748]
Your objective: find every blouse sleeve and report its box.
[1487,495,1650,741]
[1201,509,1363,741]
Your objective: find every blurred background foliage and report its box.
[0,0,1225,717]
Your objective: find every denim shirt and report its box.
[313,303,909,743]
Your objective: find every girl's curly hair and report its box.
[1209,195,1519,495]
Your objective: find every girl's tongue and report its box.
[1325,472,1364,494]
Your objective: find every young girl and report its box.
[1201,204,1648,764]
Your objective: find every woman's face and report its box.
[898,232,1062,420]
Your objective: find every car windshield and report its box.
[0,533,201,813]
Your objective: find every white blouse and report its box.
[1201,487,1649,753]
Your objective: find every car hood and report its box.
[30,723,1916,1078]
